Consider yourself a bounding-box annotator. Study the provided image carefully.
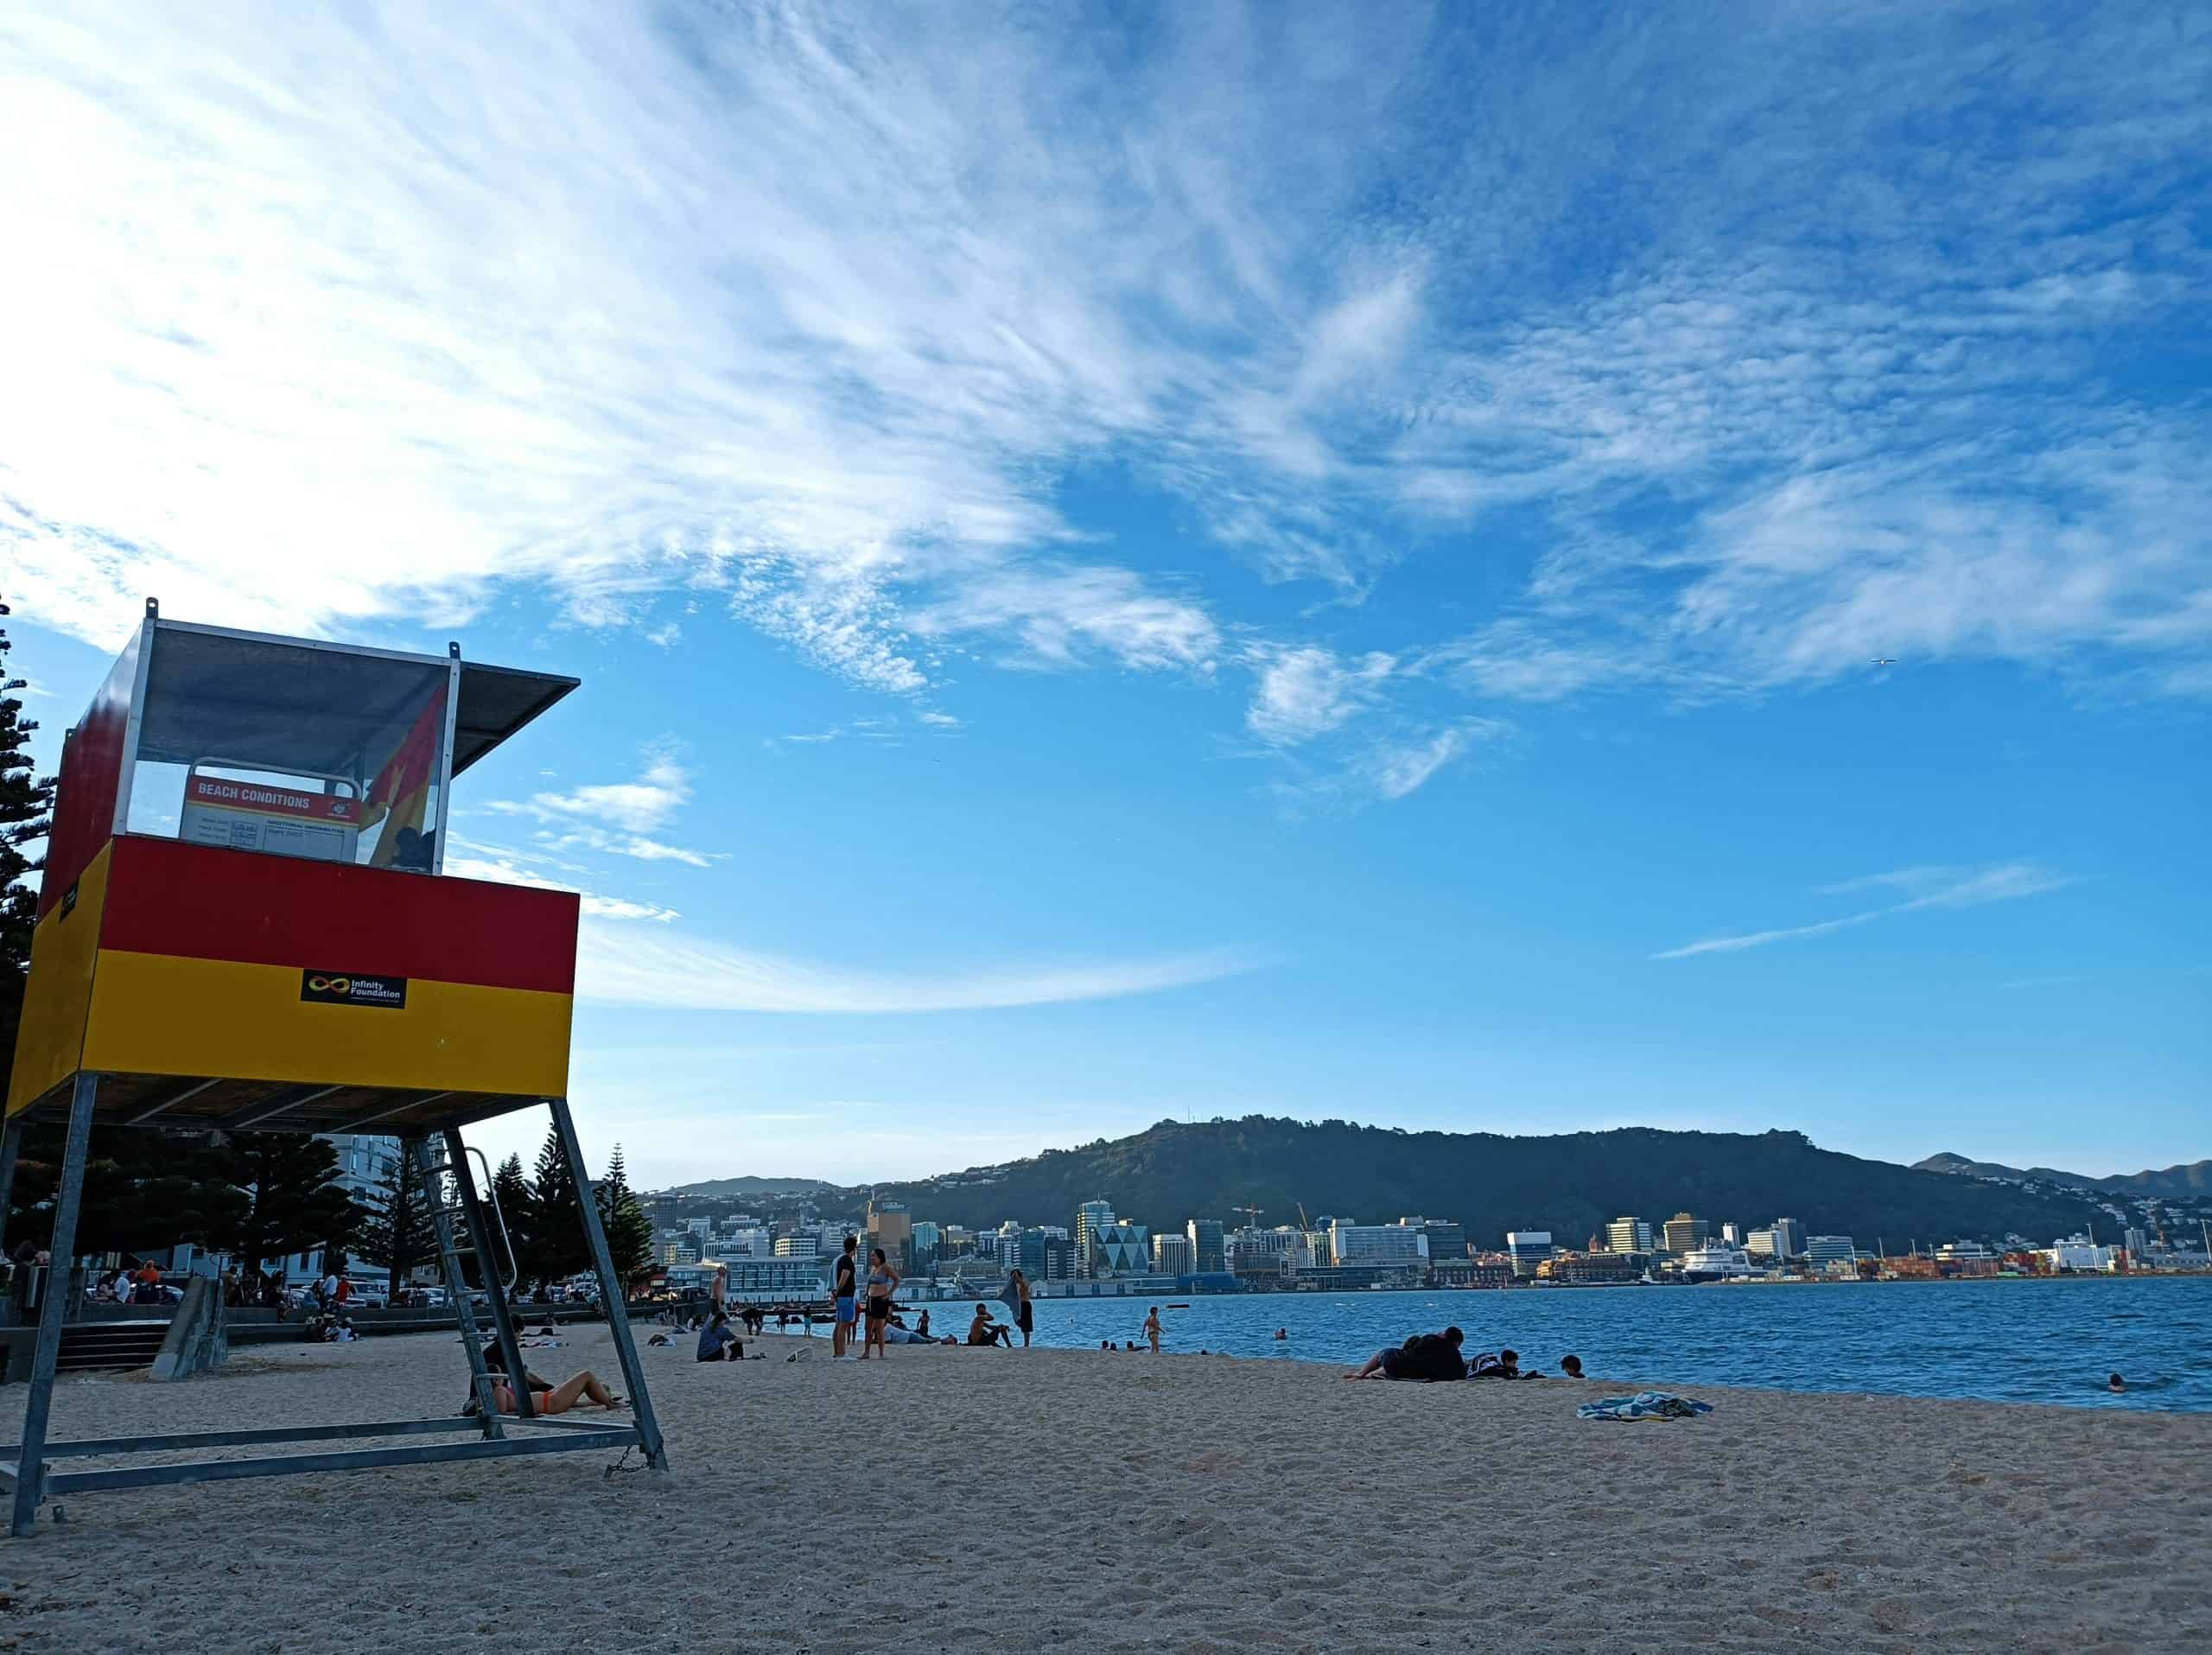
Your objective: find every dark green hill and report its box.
[1915,1152,2211,1201]
[857,1117,2107,1248]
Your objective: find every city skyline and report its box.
[8,5,2209,1191]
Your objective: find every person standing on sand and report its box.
[832,1234,859,1361]
[710,1263,729,1323]
[1003,1269,1033,1347]
[860,1247,899,1359]
[1142,1306,1163,1354]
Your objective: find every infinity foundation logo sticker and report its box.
[301,971,408,1009]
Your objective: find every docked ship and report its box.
[1679,1244,1758,1283]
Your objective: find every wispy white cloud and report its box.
[2,0,2205,759]
[574,923,1265,1015]
[1245,645,1395,745]
[441,851,679,924]
[1363,720,1504,799]
[1656,862,2071,960]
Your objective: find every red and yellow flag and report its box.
[363,684,447,865]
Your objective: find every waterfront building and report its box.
[1605,1216,1655,1255]
[1229,1226,1309,1270]
[1090,1223,1151,1276]
[1152,1233,1195,1276]
[1467,1259,1515,1289]
[1719,1222,1743,1246]
[1505,1231,1554,1278]
[2044,1237,2114,1272]
[1418,1219,1467,1264]
[1331,1220,1426,1265]
[1550,1251,1639,1285]
[1185,1219,1226,1274]
[1771,1218,1806,1259]
[1662,1213,1710,1254]
[2123,1227,2149,1258]
[1745,1228,1777,1257]
[696,1252,829,1299]
[1806,1235,1857,1272]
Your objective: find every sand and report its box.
[0,1325,2206,1654]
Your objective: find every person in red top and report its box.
[333,1277,352,1307]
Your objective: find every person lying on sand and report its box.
[464,1343,625,1416]
[1344,1327,1465,1381]
[1466,1348,1532,1378]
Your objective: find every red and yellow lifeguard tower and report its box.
[2,602,666,1533]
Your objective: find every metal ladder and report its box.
[408,1131,539,1429]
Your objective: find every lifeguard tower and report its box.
[1,602,667,1534]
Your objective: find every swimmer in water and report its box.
[1274,1327,1287,1340]
[2107,1372,2126,1393]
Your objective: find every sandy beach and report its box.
[1,1325,2206,1654]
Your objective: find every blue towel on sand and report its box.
[1576,1391,1713,1422]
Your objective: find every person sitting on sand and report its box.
[697,1312,741,1363]
[1344,1327,1465,1382]
[968,1303,1013,1347]
[467,1343,624,1416]
[1560,1354,1585,1379]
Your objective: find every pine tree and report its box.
[596,1142,653,1298]
[0,593,55,1085]
[353,1145,436,1293]
[215,1134,365,1277]
[524,1123,589,1291]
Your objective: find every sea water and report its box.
[1013,1275,2211,1411]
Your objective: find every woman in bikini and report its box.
[467,1343,624,1416]
[859,1246,900,1359]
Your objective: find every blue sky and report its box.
[3,3,2206,1188]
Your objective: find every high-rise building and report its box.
[2123,1227,2149,1257]
[773,1228,825,1258]
[1662,1213,1710,1254]
[1719,1222,1743,1246]
[1075,1200,1116,1272]
[1605,1217,1654,1255]
[1152,1233,1195,1276]
[868,1200,912,1270]
[1186,1219,1226,1274]
[1745,1227,1778,1258]
[1505,1230,1554,1278]
[1770,1218,1805,1258]
[911,1221,942,1273]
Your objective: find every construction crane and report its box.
[1233,1204,1266,1230]
[1297,1202,1313,1233]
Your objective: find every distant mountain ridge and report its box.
[654,1174,836,1200]
[832,1117,2111,1248]
[1914,1153,2212,1200]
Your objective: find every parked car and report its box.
[346,1282,389,1309]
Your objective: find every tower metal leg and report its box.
[0,1117,21,1264]
[442,1128,532,1420]
[11,1073,96,1536]
[410,1136,503,1438]
[545,1097,666,1469]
